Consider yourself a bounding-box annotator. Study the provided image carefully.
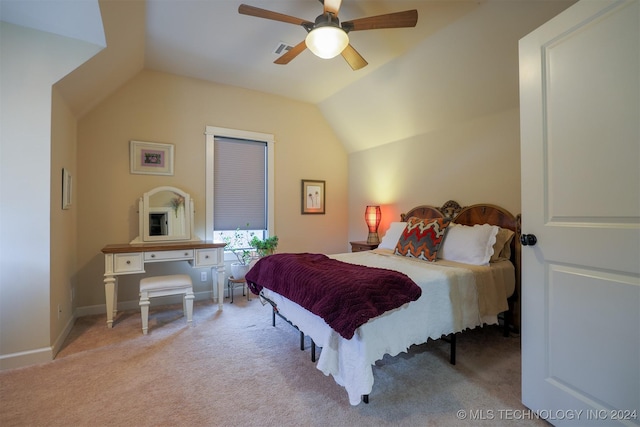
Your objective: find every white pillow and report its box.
[378,222,408,250]
[439,223,499,265]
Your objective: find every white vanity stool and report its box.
[139,274,194,335]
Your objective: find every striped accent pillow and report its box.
[394,217,450,261]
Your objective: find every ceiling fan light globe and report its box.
[305,26,349,59]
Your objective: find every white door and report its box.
[519,0,640,425]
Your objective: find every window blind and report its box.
[214,137,267,230]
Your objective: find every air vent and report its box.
[273,42,294,55]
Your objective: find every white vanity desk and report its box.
[101,185,226,328]
[101,241,226,328]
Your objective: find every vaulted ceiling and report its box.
[1,0,576,152]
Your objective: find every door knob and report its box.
[520,234,537,246]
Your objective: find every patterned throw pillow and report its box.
[394,217,451,261]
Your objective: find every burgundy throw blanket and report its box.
[245,253,421,339]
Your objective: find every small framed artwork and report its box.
[62,168,72,210]
[301,179,325,214]
[130,140,174,175]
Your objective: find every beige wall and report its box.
[347,108,521,242]
[76,70,348,309]
[50,87,78,351]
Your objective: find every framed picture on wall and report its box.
[301,179,325,214]
[130,140,174,175]
[62,168,72,210]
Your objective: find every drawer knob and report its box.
[151,254,155,258]
[126,260,131,265]
[205,255,209,259]
[185,252,189,256]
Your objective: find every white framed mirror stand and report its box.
[130,186,200,244]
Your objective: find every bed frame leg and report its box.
[450,333,456,365]
[503,294,518,337]
[363,395,369,404]
[440,333,457,365]
[503,310,510,337]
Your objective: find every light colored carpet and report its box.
[0,296,547,426]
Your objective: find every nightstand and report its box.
[350,241,379,252]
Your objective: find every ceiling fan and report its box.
[238,0,418,70]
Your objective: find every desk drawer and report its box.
[144,249,194,262]
[194,249,220,267]
[114,253,144,273]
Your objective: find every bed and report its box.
[245,201,521,405]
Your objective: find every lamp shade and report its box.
[305,26,349,59]
[365,205,382,244]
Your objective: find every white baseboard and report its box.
[76,290,214,318]
[52,313,77,357]
[0,346,53,371]
[1,313,77,371]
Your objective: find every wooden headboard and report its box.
[400,200,521,266]
[401,199,462,222]
[401,200,522,330]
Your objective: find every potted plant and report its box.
[220,228,254,280]
[250,235,279,257]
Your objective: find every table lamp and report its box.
[365,205,382,244]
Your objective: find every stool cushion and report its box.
[140,274,193,292]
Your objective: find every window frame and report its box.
[204,126,275,242]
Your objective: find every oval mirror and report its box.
[140,186,193,242]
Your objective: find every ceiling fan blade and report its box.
[322,0,343,16]
[342,9,418,32]
[238,4,311,26]
[341,44,368,70]
[274,40,307,65]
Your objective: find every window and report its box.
[214,137,266,245]
[205,126,275,247]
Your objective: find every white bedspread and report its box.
[259,249,514,405]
